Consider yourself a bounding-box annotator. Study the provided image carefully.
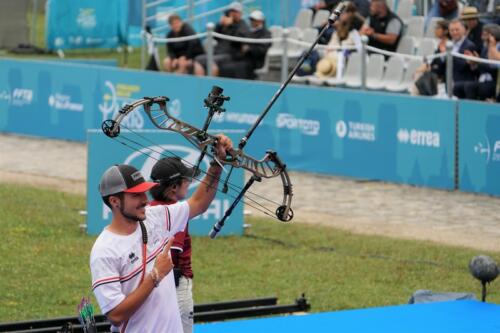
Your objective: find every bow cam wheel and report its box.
[102,120,120,138]
[276,205,294,222]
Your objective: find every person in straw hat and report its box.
[460,6,484,52]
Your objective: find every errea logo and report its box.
[128,252,139,264]
[397,128,440,148]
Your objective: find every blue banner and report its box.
[0,58,456,190]
[459,101,500,196]
[87,130,244,236]
[46,0,127,50]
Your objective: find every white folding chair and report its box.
[416,38,436,57]
[380,56,406,90]
[342,52,364,88]
[396,0,413,22]
[365,54,387,89]
[386,58,423,92]
[405,16,424,38]
[396,36,416,55]
[311,9,330,28]
[293,8,313,30]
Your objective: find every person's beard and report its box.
[119,203,146,223]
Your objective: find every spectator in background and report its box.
[487,28,500,101]
[313,2,364,79]
[163,14,204,74]
[430,19,451,82]
[454,24,500,100]
[431,19,477,97]
[360,0,403,53]
[424,0,459,31]
[194,1,249,76]
[411,20,450,96]
[215,10,271,79]
[461,7,484,53]
[467,0,500,24]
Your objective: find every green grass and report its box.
[0,182,498,322]
[1,12,160,70]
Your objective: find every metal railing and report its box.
[150,23,500,99]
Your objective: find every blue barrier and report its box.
[459,100,500,196]
[87,130,244,236]
[0,58,465,192]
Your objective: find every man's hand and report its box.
[214,134,233,161]
[220,15,233,26]
[154,237,174,280]
[438,40,447,53]
[360,26,374,36]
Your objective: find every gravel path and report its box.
[1,133,499,252]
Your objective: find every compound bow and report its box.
[101,3,345,238]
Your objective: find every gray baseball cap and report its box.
[228,1,243,12]
[99,164,158,197]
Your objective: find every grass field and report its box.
[0,12,159,70]
[0,182,498,322]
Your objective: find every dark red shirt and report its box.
[149,200,193,278]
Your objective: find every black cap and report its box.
[99,164,158,196]
[150,157,200,184]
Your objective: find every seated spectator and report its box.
[487,28,500,101]
[163,14,204,74]
[461,6,484,53]
[467,0,500,24]
[215,10,271,80]
[359,0,403,53]
[328,3,364,45]
[430,19,451,81]
[424,0,459,31]
[487,25,500,60]
[431,19,478,97]
[194,1,249,76]
[312,3,364,79]
[454,24,500,100]
[412,20,450,96]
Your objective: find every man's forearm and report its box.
[188,163,223,218]
[372,33,398,45]
[106,274,156,326]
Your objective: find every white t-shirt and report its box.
[90,201,190,333]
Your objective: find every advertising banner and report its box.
[46,0,127,50]
[459,101,500,196]
[0,58,457,190]
[87,129,245,236]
